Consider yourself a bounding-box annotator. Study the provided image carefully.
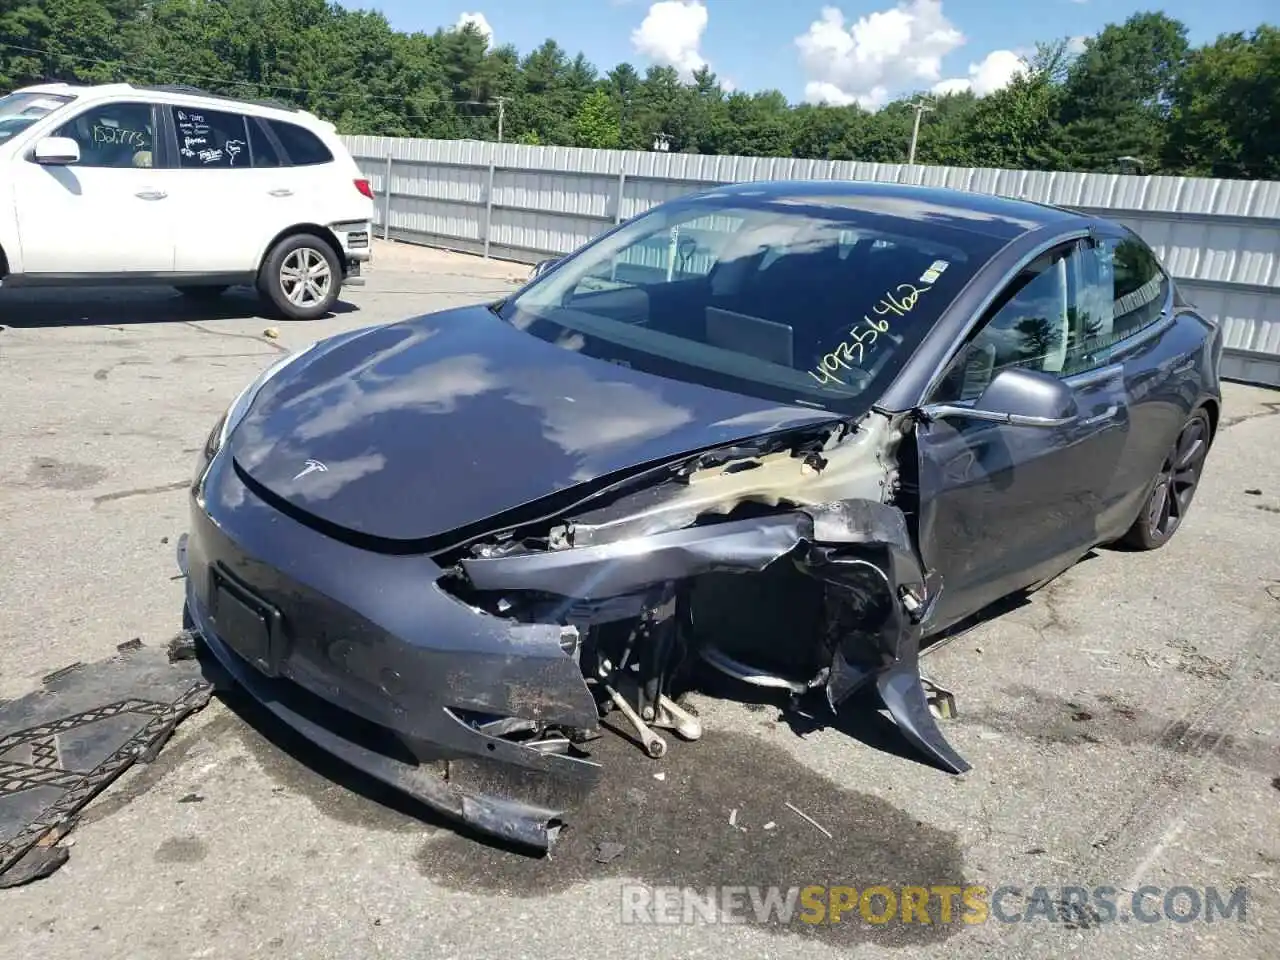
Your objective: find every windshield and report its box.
[0,91,76,145]
[499,192,1008,413]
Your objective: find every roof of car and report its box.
[696,179,1087,241]
[15,81,326,127]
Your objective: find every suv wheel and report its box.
[259,234,341,321]
[175,285,229,299]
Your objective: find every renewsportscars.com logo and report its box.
[620,884,1249,927]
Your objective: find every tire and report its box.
[1118,408,1212,551]
[175,284,229,299]
[258,233,342,321]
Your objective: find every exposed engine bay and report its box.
[434,409,969,775]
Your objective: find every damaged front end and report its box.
[437,409,970,780]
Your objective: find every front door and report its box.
[914,238,1131,632]
[12,100,175,274]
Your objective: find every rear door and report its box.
[914,237,1132,630]
[11,99,176,273]
[1077,229,1187,538]
[166,104,281,273]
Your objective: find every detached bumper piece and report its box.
[0,644,212,887]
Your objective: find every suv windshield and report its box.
[0,91,76,145]
[499,192,1006,413]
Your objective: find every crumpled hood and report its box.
[229,305,842,543]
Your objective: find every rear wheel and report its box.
[1119,408,1211,551]
[258,233,341,321]
[175,284,229,299]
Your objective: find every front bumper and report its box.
[180,454,601,850]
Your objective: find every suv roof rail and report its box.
[127,83,303,114]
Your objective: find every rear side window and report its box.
[1073,233,1170,356]
[173,107,250,168]
[267,119,333,166]
[248,118,284,168]
[1108,234,1168,336]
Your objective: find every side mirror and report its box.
[33,136,80,165]
[922,367,1079,429]
[530,257,560,279]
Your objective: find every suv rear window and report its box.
[266,119,332,166]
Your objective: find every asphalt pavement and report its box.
[1,241,1277,959]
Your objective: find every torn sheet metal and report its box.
[458,494,969,775]
[461,514,813,600]
[0,643,212,886]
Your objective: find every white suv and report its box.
[0,82,374,320]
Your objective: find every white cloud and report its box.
[796,1,965,110]
[631,1,709,81]
[454,11,494,48]
[1067,34,1089,55]
[931,48,1029,97]
[931,78,970,96]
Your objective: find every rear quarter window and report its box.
[267,120,333,166]
[1110,234,1168,333]
[247,118,284,168]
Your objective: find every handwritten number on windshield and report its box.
[810,283,931,387]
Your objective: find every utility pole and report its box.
[907,98,933,165]
[496,97,507,143]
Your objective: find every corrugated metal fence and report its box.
[342,135,1280,387]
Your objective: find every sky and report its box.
[344,0,1275,111]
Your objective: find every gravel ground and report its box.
[1,240,1277,959]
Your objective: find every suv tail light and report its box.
[354,178,374,199]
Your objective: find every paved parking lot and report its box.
[1,241,1278,959]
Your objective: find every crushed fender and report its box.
[453,490,970,776]
[0,642,212,886]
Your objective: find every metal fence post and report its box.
[615,169,627,225]
[483,161,496,259]
[382,154,392,241]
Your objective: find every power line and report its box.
[0,41,498,109]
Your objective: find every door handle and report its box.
[1079,404,1120,427]
[135,190,167,201]
[268,188,294,198]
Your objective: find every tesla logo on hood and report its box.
[292,459,329,481]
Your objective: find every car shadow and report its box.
[691,666,929,766]
[0,286,358,329]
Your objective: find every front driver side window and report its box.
[933,240,1101,403]
[51,101,156,169]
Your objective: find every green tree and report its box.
[0,1,1274,179]
[961,69,1060,170]
[572,87,620,148]
[1164,27,1280,179]
[1048,12,1191,171]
